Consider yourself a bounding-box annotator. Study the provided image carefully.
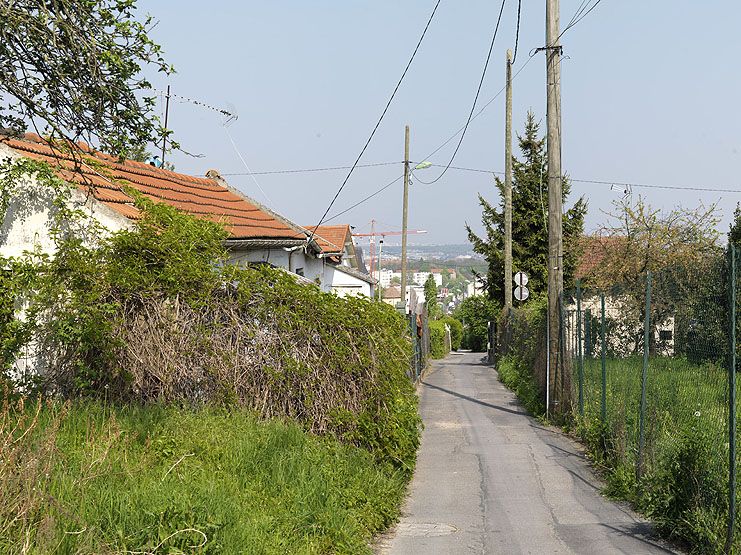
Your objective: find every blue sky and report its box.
[137,1,741,245]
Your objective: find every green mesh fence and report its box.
[561,248,737,553]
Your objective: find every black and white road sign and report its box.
[514,271,529,288]
[514,285,529,301]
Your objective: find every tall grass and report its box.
[574,356,731,553]
[0,401,408,554]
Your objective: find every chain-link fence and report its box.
[559,248,738,553]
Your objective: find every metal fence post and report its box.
[585,309,592,359]
[577,280,584,417]
[637,271,652,481]
[600,293,607,426]
[727,245,737,554]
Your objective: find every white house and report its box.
[0,133,375,297]
[305,224,376,297]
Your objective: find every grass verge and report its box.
[499,353,735,554]
[1,400,409,554]
[496,355,545,417]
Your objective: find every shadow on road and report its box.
[598,523,678,554]
[422,381,527,416]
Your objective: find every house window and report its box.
[659,330,673,341]
[295,267,304,277]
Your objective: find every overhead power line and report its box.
[511,0,522,64]
[324,175,405,224]
[418,51,536,166]
[413,0,509,186]
[570,177,741,194]
[560,0,605,38]
[308,0,443,243]
[217,161,400,177]
[422,163,741,193]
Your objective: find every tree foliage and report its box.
[729,203,741,247]
[453,295,498,352]
[583,196,723,356]
[584,196,720,291]
[466,112,586,305]
[423,274,441,320]
[0,0,171,157]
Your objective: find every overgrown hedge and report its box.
[429,320,449,359]
[0,158,421,473]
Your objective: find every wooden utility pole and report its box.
[400,125,411,312]
[546,0,563,413]
[504,49,514,311]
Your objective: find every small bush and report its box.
[497,356,545,416]
[429,320,449,359]
[638,426,727,552]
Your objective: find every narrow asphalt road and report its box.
[378,352,678,555]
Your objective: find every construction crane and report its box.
[353,219,427,276]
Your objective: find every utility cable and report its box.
[217,161,400,177]
[323,175,405,224]
[416,162,741,194]
[416,52,536,169]
[413,0,508,186]
[308,0,443,243]
[224,126,273,205]
[560,0,605,38]
[511,0,522,64]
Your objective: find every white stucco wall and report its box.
[228,247,330,289]
[229,248,292,269]
[0,143,132,259]
[324,264,373,298]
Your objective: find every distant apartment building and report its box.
[413,271,442,287]
[379,268,401,288]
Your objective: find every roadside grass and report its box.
[497,355,545,416]
[573,356,730,553]
[497,352,737,553]
[0,401,408,554]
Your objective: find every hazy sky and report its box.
[137,1,741,245]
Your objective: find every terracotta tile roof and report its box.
[304,224,350,254]
[0,133,308,241]
[576,235,625,279]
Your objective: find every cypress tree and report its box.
[466,112,587,304]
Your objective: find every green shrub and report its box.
[454,296,498,352]
[0,159,421,475]
[497,356,545,416]
[429,320,449,359]
[640,426,727,551]
[443,316,463,351]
